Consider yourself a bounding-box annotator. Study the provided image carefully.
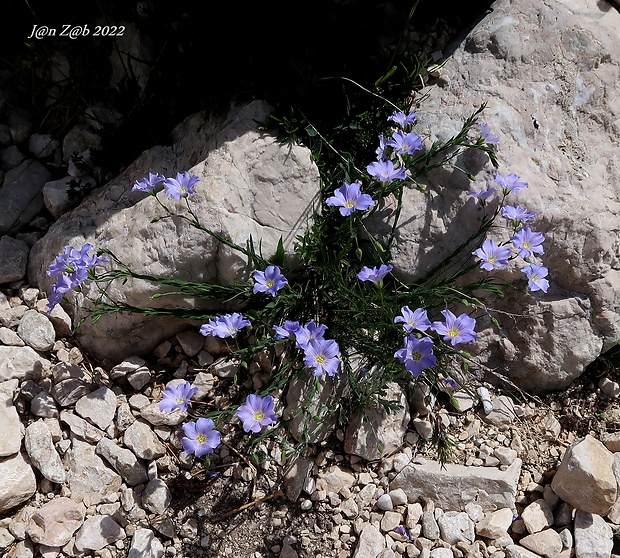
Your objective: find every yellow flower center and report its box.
[315,354,326,364]
[411,351,422,361]
[253,411,265,421]
[523,241,530,248]
[448,328,460,338]
[266,280,275,288]
[196,434,206,444]
[345,201,355,208]
[488,256,496,263]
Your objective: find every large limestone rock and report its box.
[389,458,522,512]
[551,435,616,516]
[28,101,320,362]
[367,0,619,392]
[0,452,37,514]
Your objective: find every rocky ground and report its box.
[3,2,620,558]
[2,283,620,558]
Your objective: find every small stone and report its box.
[521,500,553,534]
[141,478,172,515]
[26,497,85,546]
[380,511,402,533]
[377,494,394,511]
[75,387,117,430]
[17,310,55,351]
[519,529,562,558]
[74,515,126,552]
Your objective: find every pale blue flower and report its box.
[472,239,512,271]
[326,182,375,216]
[253,265,288,297]
[182,418,220,457]
[236,394,277,433]
[521,264,549,292]
[431,310,477,346]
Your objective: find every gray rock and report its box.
[1,146,25,170]
[0,159,50,235]
[422,511,440,540]
[29,134,59,159]
[283,455,314,502]
[141,478,171,515]
[0,451,37,514]
[0,345,49,382]
[74,515,126,552]
[75,386,117,430]
[26,497,85,546]
[17,310,55,351]
[437,511,475,544]
[95,437,148,486]
[30,390,59,418]
[519,529,563,558]
[353,523,385,558]
[475,507,514,539]
[140,402,186,426]
[377,494,394,511]
[65,437,122,506]
[0,379,22,457]
[574,510,613,558]
[345,382,410,461]
[24,420,65,483]
[521,500,554,534]
[505,545,543,558]
[60,410,105,443]
[0,236,29,283]
[127,528,164,558]
[123,420,166,461]
[0,326,25,346]
[284,367,349,443]
[366,0,620,393]
[42,176,96,219]
[176,329,204,357]
[390,458,522,512]
[29,101,320,362]
[551,435,616,516]
[51,378,90,407]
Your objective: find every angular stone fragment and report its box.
[141,478,171,515]
[551,435,616,516]
[24,420,65,483]
[521,500,554,534]
[0,235,29,283]
[475,507,514,539]
[26,497,85,546]
[344,381,410,461]
[60,410,105,443]
[65,437,122,506]
[128,528,164,558]
[0,379,23,457]
[437,511,475,544]
[390,459,521,512]
[95,437,148,486]
[75,386,117,430]
[123,420,166,461]
[74,515,126,552]
[0,345,48,382]
[519,529,563,558]
[353,522,385,558]
[0,452,37,514]
[574,510,613,558]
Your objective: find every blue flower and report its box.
[163,171,199,199]
[478,122,500,146]
[132,172,165,193]
[366,160,407,184]
[394,306,431,333]
[358,264,393,286]
[510,227,545,259]
[431,310,477,346]
[159,381,198,413]
[200,313,251,338]
[253,265,288,297]
[495,172,528,195]
[472,239,512,271]
[521,264,549,292]
[182,418,220,457]
[236,394,277,433]
[388,110,417,128]
[303,338,341,377]
[394,335,437,377]
[386,130,422,156]
[326,182,375,216]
